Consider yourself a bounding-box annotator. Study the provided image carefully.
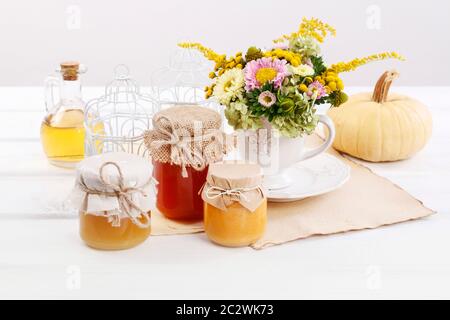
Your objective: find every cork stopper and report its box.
[60,61,80,81]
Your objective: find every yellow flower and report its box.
[299,84,308,92]
[264,49,302,67]
[316,71,345,92]
[330,52,405,73]
[204,85,214,99]
[314,76,325,85]
[255,68,278,85]
[273,17,336,44]
[328,81,337,91]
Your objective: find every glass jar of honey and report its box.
[70,152,154,250]
[144,105,226,221]
[202,162,267,247]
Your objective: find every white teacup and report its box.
[237,114,335,190]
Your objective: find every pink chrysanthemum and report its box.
[307,81,327,99]
[244,57,289,91]
[258,91,277,107]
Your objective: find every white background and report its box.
[1,0,450,86]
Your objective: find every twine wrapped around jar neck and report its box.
[201,162,266,212]
[70,152,155,228]
[78,162,153,228]
[144,106,226,178]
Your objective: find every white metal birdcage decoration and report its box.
[85,65,159,157]
[149,48,211,104]
[149,47,222,116]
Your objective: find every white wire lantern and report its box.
[85,65,159,157]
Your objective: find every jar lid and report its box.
[201,161,266,212]
[144,105,226,177]
[69,152,154,227]
[152,105,221,133]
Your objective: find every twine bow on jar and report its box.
[78,162,153,228]
[205,185,263,202]
[148,115,224,178]
[201,162,266,212]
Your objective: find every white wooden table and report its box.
[0,86,449,299]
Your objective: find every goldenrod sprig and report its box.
[178,42,226,65]
[273,17,336,43]
[330,52,405,73]
[178,42,244,80]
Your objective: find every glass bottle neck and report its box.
[60,79,84,107]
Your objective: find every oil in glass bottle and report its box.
[41,61,87,168]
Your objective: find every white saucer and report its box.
[267,153,350,202]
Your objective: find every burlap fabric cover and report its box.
[201,161,266,212]
[144,105,225,176]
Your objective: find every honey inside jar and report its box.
[153,161,207,221]
[204,200,267,247]
[202,161,267,247]
[145,105,225,222]
[79,213,151,250]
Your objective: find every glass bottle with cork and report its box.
[41,61,88,168]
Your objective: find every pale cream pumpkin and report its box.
[327,70,432,162]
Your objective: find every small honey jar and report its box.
[202,161,267,247]
[70,152,154,250]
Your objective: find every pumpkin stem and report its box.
[372,70,399,103]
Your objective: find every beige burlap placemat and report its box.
[151,135,435,249]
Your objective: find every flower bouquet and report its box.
[179,18,404,138]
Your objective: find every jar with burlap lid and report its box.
[144,105,226,221]
[201,161,267,247]
[69,152,154,250]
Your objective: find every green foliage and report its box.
[245,46,263,62]
[327,91,348,107]
[289,36,321,57]
[310,56,327,76]
[223,101,263,130]
[244,84,318,138]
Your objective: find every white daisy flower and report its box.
[213,69,245,105]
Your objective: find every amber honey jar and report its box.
[71,152,154,250]
[144,105,226,221]
[202,162,267,247]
